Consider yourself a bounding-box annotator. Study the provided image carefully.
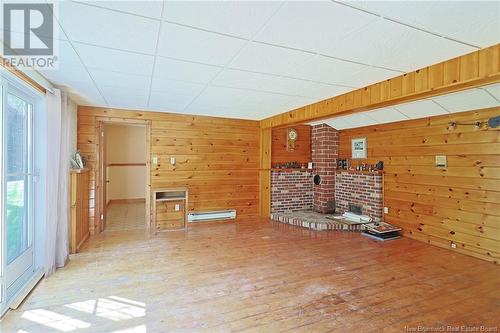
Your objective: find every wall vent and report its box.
[188,209,236,223]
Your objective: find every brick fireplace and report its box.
[335,170,383,221]
[271,170,313,213]
[269,123,384,223]
[312,124,338,213]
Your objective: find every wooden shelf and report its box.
[336,169,383,175]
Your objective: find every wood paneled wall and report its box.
[339,107,500,263]
[78,107,260,233]
[271,125,311,165]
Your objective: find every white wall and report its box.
[105,124,147,202]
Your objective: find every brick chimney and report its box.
[312,124,339,213]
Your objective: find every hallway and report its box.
[105,202,146,232]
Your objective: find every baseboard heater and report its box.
[188,209,236,223]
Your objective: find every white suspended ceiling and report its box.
[1,0,499,120]
[309,83,500,130]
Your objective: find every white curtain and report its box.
[44,89,70,276]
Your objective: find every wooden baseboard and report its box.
[107,198,146,207]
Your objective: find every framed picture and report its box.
[352,137,367,159]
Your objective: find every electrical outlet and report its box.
[384,207,389,214]
[152,156,159,165]
[170,157,176,165]
[435,155,447,168]
[175,204,180,211]
[451,243,457,249]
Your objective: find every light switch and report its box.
[435,155,447,168]
[170,157,176,165]
[175,204,180,211]
[152,156,159,165]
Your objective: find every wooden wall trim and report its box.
[1,56,47,94]
[260,44,500,128]
[259,128,272,217]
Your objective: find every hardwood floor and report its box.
[1,218,499,332]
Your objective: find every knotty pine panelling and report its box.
[271,125,311,165]
[339,107,500,263]
[78,107,260,234]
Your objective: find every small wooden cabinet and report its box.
[153,189,188,232]
[69,168,90,253]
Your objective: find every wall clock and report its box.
[287,128,298,152]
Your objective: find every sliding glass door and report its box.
[1,81,35,302]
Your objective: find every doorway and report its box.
[1,73,45,316]
[96,119,150,233]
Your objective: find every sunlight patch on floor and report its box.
[18,296,146,332]
[65,296,146,322]
[21,309,91,332]
[110,324,147,333]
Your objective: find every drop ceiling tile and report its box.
[230,42,313,77]
[90,69,150,91]
[482,83,500,101]
[297,81,352,100]
[353,1,500,47]
[364,107,409,124]
[149,80,205,112]
[157,23,246,66]
[212,69,288,93]
[100,86,149,110]
[432,89,499,113]
[67,91,105,107]
[325,117,355,130]
[57,1,159,54]
[186,86,313,119]
[76,0,164,19]
[346,66,400,88]
[54,40,82,67]
[151,78,205,95]
[395,99,448,119]
[153,57,220,85]
[328,18,475,72]
[163,1,281,39]
[39,63,91,87]
[66,83,106,106]
[341,113,378,127]
[149,91,195,113]
[290,54,396,87]
[256,1,377,53]
[213,68,350,99]
[74,42,154,75]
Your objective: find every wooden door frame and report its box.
[96,117,152,232]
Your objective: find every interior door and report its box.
[2,83,35,298]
